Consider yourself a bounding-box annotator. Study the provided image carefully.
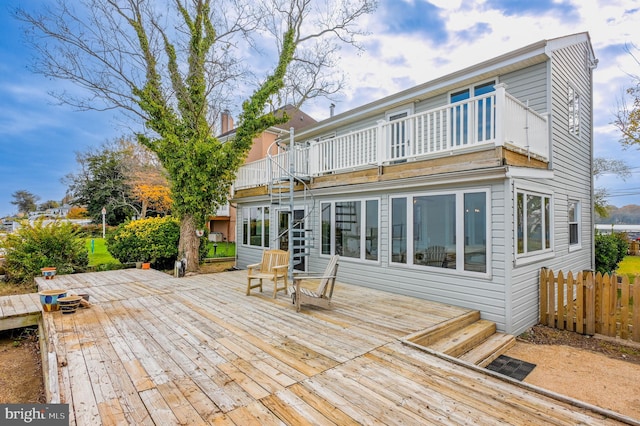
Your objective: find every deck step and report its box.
[428,319,496,357]
[458,332,516,367]
[405,310,480,347]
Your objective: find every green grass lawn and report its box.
[85,238,120,266]
[617,255,640,280]
[205,241,235,258]
[85,238,234,267]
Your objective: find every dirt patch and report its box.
[0,281,38,297]
[197,260,237,274]
[517,325,640,364]
[505,325,640,420]
[0,327,45,403]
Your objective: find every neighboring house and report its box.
[28,204,73,220]
[208,106,317,242]
[232,33,597,335]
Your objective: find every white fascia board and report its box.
[505,167,554,180]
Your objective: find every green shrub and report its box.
[595,232,629,274]
[1,220,89,283]
[106,216,181,269]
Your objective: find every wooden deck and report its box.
[34,269,636,425]
[0,292,41,331]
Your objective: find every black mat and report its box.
[486,355,536,381]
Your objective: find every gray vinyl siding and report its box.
[235,34,594,337]
[548,41,593,268]
[507,41,594,335]
[500,62,548,114]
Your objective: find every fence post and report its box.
[546,269,555,327]
[620,275,630,340]
[609,274,618,337]
[634,276,640,342]
[539,268,548,324]
[557,270,565,330]
[585,271,595,335]
[576,271,584,334]
[566,272,575,332]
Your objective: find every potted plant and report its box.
[41,266,57,279]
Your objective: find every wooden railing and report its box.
[540,268,640,342]
[235,84,548,189]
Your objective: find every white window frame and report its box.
[448,78,498,146]
[568,199,581,250]
[514,185,554,265]
[389,188,491,276]
[568,84,580,138]
[241,206,270,248]
[320,198,380,263]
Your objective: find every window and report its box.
[568,85,580,137]
[391,198,407,263]
[391,190,488,273]
[516,191,551,255]
[242,206,270,247]
[450,81,496,146]
[568,200,580,246]
[321,199,379,261]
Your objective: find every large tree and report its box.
[10,190,40,216]
[64,140,135,225]
[614,43,640,148]
[65,138,171,224]
[17,0,375,271]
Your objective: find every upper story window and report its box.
[242,206,270,248]
[568,200,580,247]
[568,85,580,137]
[450,80,496,146]
[516,190,552,256]
[321,199,379,261]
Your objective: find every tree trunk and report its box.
[179,214,200,273]
[140,199,148,219]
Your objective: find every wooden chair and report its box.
[423,245,446,267]
[246,249,289,298]
[289,256,339,312]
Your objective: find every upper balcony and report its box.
[235,84,548,191]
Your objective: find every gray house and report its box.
[232,33,597,335]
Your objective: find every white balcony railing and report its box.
[214,203,231,216]
[235,84,548,189]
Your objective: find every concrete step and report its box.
[458,332,516,367]
[428,319,496,357]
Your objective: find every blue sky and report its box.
[1,0,640,217]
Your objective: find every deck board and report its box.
[31,268,635,425]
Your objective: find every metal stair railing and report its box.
[265,129,315,277]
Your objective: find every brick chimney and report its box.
[221,110,234,133]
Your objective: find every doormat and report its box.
[486,355,536,381]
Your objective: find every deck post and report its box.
[376,119,386,166]
[494,83,507,147]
